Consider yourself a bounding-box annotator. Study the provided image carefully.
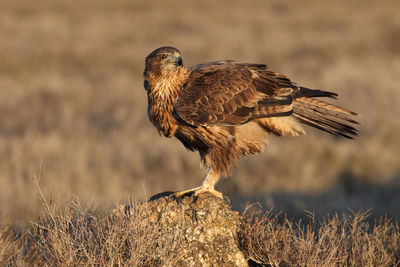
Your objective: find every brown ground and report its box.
[0,0,400,225]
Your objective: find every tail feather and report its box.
[296,98,359,123]
[293,113,353,138]
[294,107,358,138]
[293,89,359,139]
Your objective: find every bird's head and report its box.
[144,46,183,77]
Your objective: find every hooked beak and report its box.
[175,56,183,66]
[167,52,182,66]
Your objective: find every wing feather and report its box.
[173,61,296,126]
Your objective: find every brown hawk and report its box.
[143,46,358,198]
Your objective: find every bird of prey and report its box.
[143,46,358,198]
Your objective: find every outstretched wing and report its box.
[173,61,298,127]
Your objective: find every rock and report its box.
[112,192,248,266]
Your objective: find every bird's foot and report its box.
[172,186,223,199]
[194,187,223,199]
[173,186,202,198]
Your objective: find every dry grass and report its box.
[26,199,184,266]
[1,195,186,266]
[0,194,399,266]
[240,207,400,266]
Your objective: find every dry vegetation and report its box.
[241,208,400,266]
[0,194,399,266]
[0,0,400,265]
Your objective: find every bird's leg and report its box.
[173,168,223,199]
[193,168,223,199]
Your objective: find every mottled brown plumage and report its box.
[143,46,359,198]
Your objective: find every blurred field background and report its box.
[0,0,400,224]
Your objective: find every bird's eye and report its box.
[159,54,167,59]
